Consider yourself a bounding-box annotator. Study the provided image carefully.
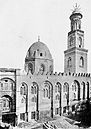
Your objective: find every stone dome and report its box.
[25,41,52,61]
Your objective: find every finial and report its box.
[71,3,81,14]
[38,36,40,42]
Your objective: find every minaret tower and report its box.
[64,4,88,73]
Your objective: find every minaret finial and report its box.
[38,36,40,42]
[71,3,81,14]
[75,3,77,7]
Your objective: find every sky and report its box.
[0,0,91,73]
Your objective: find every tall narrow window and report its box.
[28,63,33,74]
[67,57,72,67]
[46,89,48,97]
[79,37,82,48]
[80,57,84,67]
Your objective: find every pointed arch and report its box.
[55,82,62,115]
[1,95,13,112]
[43,80,53,118]
[80,57,84,67]
[74,80,80,100]
[67,57,72,67]
[63,82,69,105]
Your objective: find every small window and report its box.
[79,37,82,48]
[67,57,72,67]
[46,89,48,97]
[40,64,45,74]
[31,86,34,94]
[80,57,84,67]
[40,53,43,56]
[5,80,8,82]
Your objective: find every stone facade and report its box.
[0,5,91,126]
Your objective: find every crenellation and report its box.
[69,72,71,75]
[61,73,64,76]
[83,73,85,77]
[72,73,75,76]
[88,73,91,77]
[58,72,62,76]
[78,73,80,76]
[81,73,83,76]
[86,73,88,77]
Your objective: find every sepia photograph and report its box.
[0,0,91,129]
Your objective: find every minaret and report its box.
[64,4,88,73]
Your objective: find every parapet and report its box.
[28,71,91,78]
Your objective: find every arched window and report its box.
[80,57,84,67]
[28,63,33,74]
[46,89,48,97]
[43,81,52,99]
[20,83,28,95]
[67,57,72,67]
[49,65,53,73]
[31,82,38,94]
[63,82,69,92]
[74,80,80,100]
[40,64,45,74]
[55,83,61,93]
[2,96,12,112]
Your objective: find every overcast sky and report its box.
[0,0,91,73]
